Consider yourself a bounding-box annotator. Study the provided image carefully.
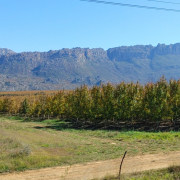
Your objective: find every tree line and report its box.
[0,77,180,129]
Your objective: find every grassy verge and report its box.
[99,166,180,180]
[0,116,180,173]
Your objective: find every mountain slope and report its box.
[0,43,180,91]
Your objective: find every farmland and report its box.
[0,116,180,173]
[0,80,180,179]
[0,78,180,130]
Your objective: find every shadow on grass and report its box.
[4,115,180,132]
[33,119,107,131]
[3,114,82,131]
[32,119,138,132]
[32,118,180,132]
[33,120,75,131]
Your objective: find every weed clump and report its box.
[10,145,31,158]
[0,137,31,158]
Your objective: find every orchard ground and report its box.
[0,116,180,173]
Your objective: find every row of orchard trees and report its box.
[0,78,180,128]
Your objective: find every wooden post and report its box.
[118,151,127,180]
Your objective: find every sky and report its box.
[0,0,180,52]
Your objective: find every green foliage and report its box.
[19,99,29,114]
[0,78,180,129]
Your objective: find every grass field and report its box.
[100,166,180,180]
[0,116,180,173]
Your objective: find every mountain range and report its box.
[1,43,180,91]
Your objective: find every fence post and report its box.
[118,151,127,180]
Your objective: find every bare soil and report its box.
[1,151,180,180]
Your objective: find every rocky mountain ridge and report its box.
[0,43,180,91]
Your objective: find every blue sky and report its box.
[0,0,180,52]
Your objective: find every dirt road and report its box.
[1,151,180,180]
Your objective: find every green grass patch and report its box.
[98,166,180,180]
[0,116,180,173]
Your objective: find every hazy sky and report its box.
[1,0,180,52]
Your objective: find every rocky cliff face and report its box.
[0,43,180,91]
[107,45,153,62]
[150,43,180,57]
